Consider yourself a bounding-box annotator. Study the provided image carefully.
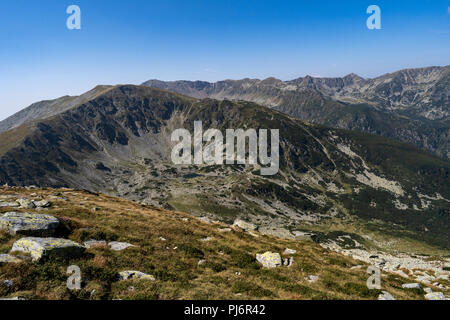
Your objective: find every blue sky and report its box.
[0,0,449,120]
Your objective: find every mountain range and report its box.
[0,83,449,253]
[143,66,450,160]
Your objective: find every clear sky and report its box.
[0,0,449,120]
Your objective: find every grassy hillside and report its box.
[0,187,447,300]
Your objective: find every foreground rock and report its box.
[109,241,135,251]
[16,198,35,209]
[402,283,421,290]
[118,271,155,281]
[283,248,297,255]
[378,291,395,300]
[11,237,85,261]
[84,240,107,248]
[0,212,59,236]
[0,254,22,264]
[424,292,446,300]
[305,275,319,283]
[33,200,51,208]
[256,252,282,268]
[233,219,257,232]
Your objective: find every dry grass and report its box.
[0,187,441,300]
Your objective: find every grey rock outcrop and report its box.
[118,271,155,281]
[233,219,257,232]
[11,237,85,261]
[256,252,282,268]
[0,212,59,236]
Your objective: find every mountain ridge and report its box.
[142,65,450,160]
[0,84,448,252]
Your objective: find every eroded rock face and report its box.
[118,271,155,281]
[0,212,59,236]
[233,219,257,232]
[256,252,282,268]
[11,237,85,261]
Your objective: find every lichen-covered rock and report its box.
[0,254,22,264]
[424,292,446,300]
[11,237,85,261]
[33,200,51,208]
[84,240,107,248]
[16,198,35,209]
[118,271,155,281]
[109,241,135,251]
[256,251,282,268]
[0,212,59,236]
[233,219,257,231]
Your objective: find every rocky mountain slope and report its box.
[0,85,448,253]
[0,187,448,300]
[143,66,450,160]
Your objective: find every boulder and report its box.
[118,271,155,281]
[84,240,107,249]
[0,212,59,236]
[11,237,85,261]
[0,254,22,264]
[109,241,135,251]
[256,252,282,268]
[233,219,257,232]
[305,275,319,283]
[33,200,51,208]
[378,291,395,300]
[259,227,294,239]
[218,228,232,233]
[402,283,422,290]
[424,287,433,294]
[16,198,35,209]
[424,292,446,300]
